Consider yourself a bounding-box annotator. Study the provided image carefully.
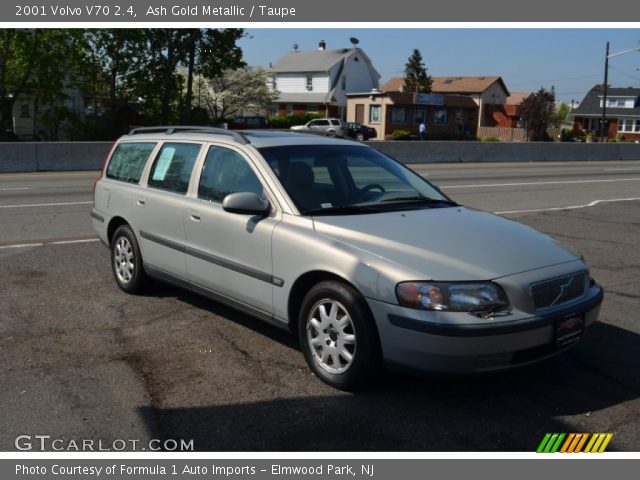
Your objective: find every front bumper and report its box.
[367,284,604,374]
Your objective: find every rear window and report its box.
[106,143,156,183]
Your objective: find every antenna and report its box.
[350,37,360,48]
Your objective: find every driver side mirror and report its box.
[222,192,270,216]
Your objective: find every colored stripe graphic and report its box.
[537,433,612,453]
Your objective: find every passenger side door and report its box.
[183,145,280,315]
[133,142,203,281]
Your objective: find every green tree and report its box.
[403,49,433,94]
[182,28,245,122]
[519,87,556,141]
[0,30,74,139]
[77,29,146,137]
[131,28,245,125]
[552,102,571,128]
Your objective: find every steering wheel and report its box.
[359,183,386,195]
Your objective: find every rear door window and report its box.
[147,143,202,194]
[106,142,156,183]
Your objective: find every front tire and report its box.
[111,224,147,294]
[299,281,381,390]
[356,132,365,141]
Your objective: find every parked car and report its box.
[290,118,344,137]
[92,127,603,390]
[344,122,377,141]
[228,116,269,130]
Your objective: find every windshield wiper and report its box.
[380,196,459,206]
[302,205,384,216]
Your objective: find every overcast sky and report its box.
[238,28,640,104]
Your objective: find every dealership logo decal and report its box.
[536,433,613,453]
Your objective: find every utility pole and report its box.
[600,41,640,142]
[600,41,609,142]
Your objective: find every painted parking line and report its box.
[0,201,93,209]
[442,177,640,189]
[0,187,31,191]
[495,197,640,215]
[0,238,100,250]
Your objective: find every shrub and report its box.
[478,136,499,142]
[392,129,411,140]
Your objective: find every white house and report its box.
[268,40,381,119]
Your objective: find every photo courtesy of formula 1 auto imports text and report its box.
[0,1,639,479]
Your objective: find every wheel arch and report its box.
[287,270,365,334]
[107,216,130,246]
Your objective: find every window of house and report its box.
[20,103,30,118]
[433,109,448,125]
[307,104,319,114]
[617,118,640,133]
[270,75,277,90]
[414,108,426,124]
[285,104,293,116]
[306,75,313,91]
[268,104,279,117]
[369,105,382,123]
[148,143,202,195]
[390,106,406,124]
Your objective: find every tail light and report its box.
[93,142,116,200]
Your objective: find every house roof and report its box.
[381,76,509,96]
[507,92,532,105]
[346,91,478,109]
[270,48,357,73]
[572,84,640,117]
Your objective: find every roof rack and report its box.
[127,126,250,145]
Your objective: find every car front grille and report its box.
[531,272,587,310]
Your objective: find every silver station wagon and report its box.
[92,127,604,389]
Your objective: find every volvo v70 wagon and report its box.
[92,127,604,389]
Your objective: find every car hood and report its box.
[312,206,579,280]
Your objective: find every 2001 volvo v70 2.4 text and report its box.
[91,127,603,389]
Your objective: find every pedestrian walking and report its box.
[419,121,426,140]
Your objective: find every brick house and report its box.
[571,84,640,141]
[346,90,478,140]
[380,76,510,131]
[267,41,380,119]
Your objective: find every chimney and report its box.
[318,40,326,51]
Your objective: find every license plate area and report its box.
[555,312,585,348]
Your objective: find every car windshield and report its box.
[258,144,457,215]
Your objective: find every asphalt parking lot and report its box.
[1,161,639,451]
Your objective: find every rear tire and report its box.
[298,281,382,390]
[111,224,148,294]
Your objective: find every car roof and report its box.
[118,127,362,149]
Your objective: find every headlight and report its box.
[396,281,509,312]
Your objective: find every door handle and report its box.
[188,210,201,222]
[136,197,146,206]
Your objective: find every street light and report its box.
[600,41,640,142]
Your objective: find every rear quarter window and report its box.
[106,143,156,183]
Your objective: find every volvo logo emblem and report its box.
[551,276,574,306]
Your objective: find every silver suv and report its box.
[92,126,603,389]
[290,118,344,137]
